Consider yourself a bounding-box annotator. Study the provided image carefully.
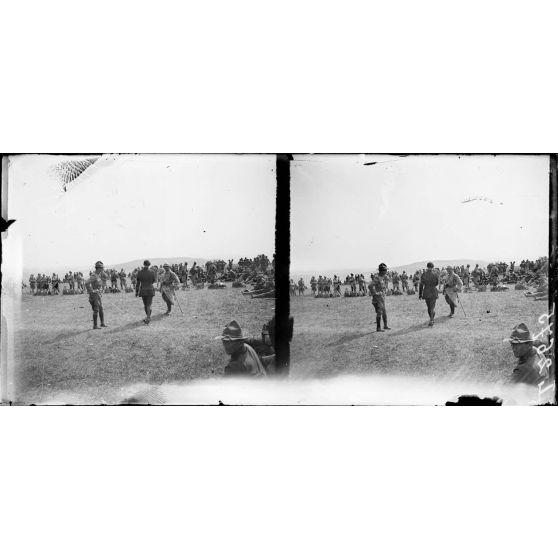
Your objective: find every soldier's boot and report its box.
[382,313,391,330]
[93,313,100,330]
[376,317,383,332]
[99,309,108,327]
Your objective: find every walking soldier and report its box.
[160,263,180,315]
[135,260,157,324]
[419,262,439,327]
[443,266,463,317]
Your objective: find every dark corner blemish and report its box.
[0,217,16,232]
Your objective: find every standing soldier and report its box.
[310,276,317,295]
[413,271,420,291]
[463,264,471,288]
[392,271,400,292]
[119,268,127,290]
[370,263,391,332]
[190,262,198,287]
[419,262,439,327]
[29,274,36,294]
[77,272,84,292]
[401,271,408,291]
[136,260,158,324]
[85,261,108,330]
[443,266,463,318]
[160,263,180,315]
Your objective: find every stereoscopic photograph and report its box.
[1,153,555,405]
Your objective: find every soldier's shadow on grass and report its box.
[388,316,452,338]
[327,331,374,347]
[104,313,166,335]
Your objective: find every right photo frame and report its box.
[288,154,556,405]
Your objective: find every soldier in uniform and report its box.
[190,262,198,287]
[463,264,470,288]
[310,276,317,295]
[419,262,439,327]
[160,263,180,315]
[216,320,266,378]
[392,271,400,292]
[370,263,391,332]
[85,261,108,329]
[29,274,36,294]
[443,266,463,318]
[118,269,127,290]
[506,323,548,385]
[135,259,157,324]
[401,271,408,291]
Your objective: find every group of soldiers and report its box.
[298,258,549,300]
[26,254,276,296]
[28,269,130,295]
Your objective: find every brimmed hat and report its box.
[215,320,248,341]
[427,262,434,268]
[506,323,534,344]
[446,266,454,271]
[95,261,104,268]
[163,263,170,268]
[144,260,151,266]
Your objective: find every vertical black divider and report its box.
[274,154,292,375]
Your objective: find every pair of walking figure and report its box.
[136,260,180,324]
[419,263,463,326]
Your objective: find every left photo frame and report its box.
[1,154,278,404]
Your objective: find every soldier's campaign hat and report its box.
[215,320,248,341]
[95,261,104,268]
[506,323,534,344]
[163,263,170,268]
[144,260,151,266]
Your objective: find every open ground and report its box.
[289,289,549,384]
[11,286,550,404]
[14,286,274,404]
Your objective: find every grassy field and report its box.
[289,289,550,384]
[14,286,274,404]
[11,285,551,404]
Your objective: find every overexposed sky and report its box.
[291,155,549,271]
[7,154,275,272]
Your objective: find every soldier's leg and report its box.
[382,307,390,330]
[90,298,100,329]
[425,298,433,323]
[162,291,172,313]
[373,301,383,331]
[444,293,455,316]
[99,302,107,327]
